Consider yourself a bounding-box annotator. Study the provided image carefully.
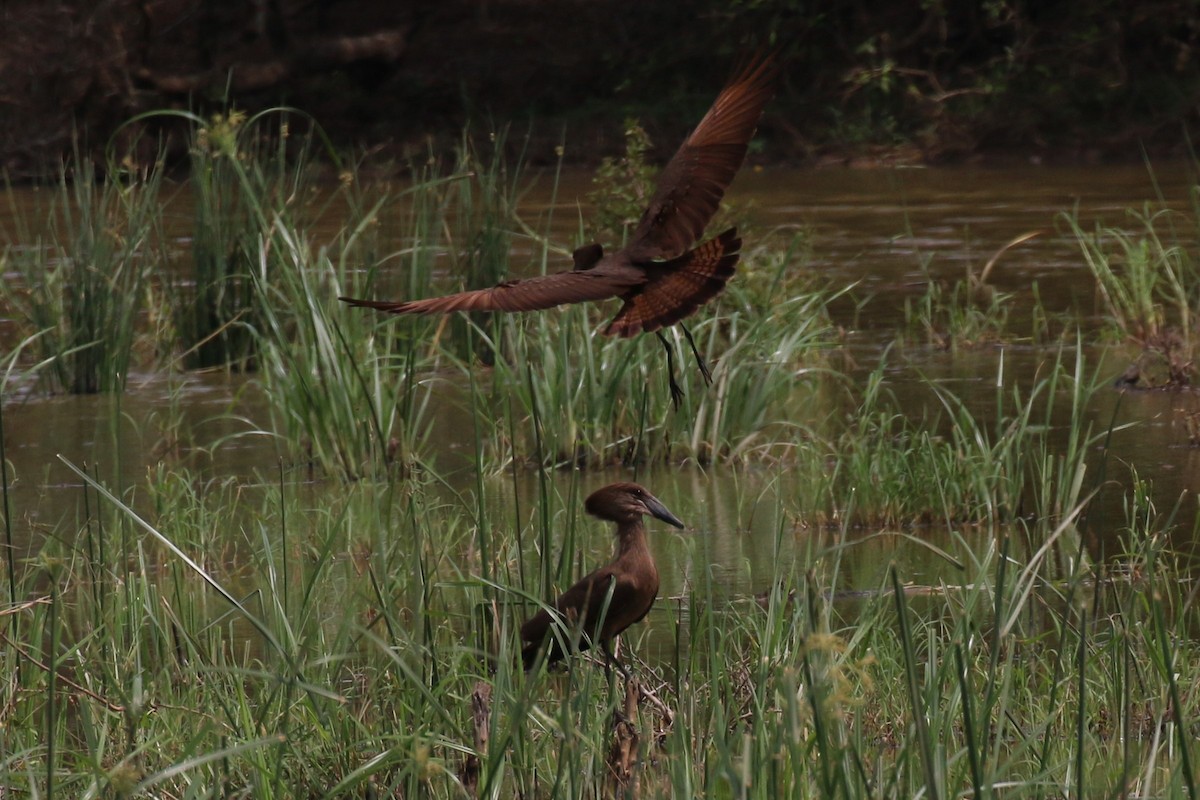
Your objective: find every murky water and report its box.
[3,163,1199,625]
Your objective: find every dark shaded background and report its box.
[2,0,1198,175]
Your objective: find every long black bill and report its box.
[644,494,685,529]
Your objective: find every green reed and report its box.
[324,131,836,472]
[4,119,1200,797]
[1066,189,1200,386]
[749,339,1111,530]
[137,107,336,371]
[447,131,528,366]
[1068,202,1194,345]
[255,142,516,480]
[453,237,833,470]
[900,228,1052,350]
[1,148,165,394]
[250,210,442,481]
[681,241,835,463]
[3,398,1199,796]
[341,132,533,367]
[904,265,1014,349]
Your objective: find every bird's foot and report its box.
[601,640,632,680]
[667,374,685,410]
[657,330,686,410]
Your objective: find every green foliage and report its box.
[781,342,1109,528]
[5,122,1200,796]
[586,119,657,245]
[1067,197,1200,387]
[0,149,164,393]
[446,237,836,470]
[1,413,1195,795]
[161,108,332,371]
[445,132,526,366]
[904,269,1013,349]
[251,217,440,481]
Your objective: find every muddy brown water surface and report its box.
[4,163,1200,649]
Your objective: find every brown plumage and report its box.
[520,482,685,672]
[341,54,777,406]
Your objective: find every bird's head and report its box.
[572,242,604,271]
[584,483,685,529]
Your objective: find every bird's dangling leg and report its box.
[656,330,686,410]
[681,323,712,386]
[601,638,631,680]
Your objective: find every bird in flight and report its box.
[341,53,777,407]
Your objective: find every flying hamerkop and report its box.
[340,53,777,407]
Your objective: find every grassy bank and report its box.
[0,434,1194,795]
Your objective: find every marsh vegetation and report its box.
[2,118,1200,796]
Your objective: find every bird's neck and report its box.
[614,521,649,559]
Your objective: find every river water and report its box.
[3,162,1199,622]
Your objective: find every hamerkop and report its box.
[340,54,777,407]
[521,482,685,672]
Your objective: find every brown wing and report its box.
[623,53,776,262]
[340,268,643,315]
[605,228,741,338]
[520,568,616,646]
[520,568,652,668]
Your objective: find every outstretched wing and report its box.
[341,268,643,315]
[606,228,741,338]
[624,53,776,262]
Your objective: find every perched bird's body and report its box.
[520,482,685,671]
[342,54,777,404]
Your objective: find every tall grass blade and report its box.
[56,456,301,681]
[132,734,285,794]
[891,564,941,800]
